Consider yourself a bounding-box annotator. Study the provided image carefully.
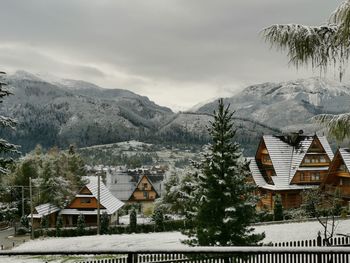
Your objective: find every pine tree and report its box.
[129,208,137,233]
[76,213,86,236]
[56,215,63,237]
[100,212,109,235]
[0,71,19,176]
[153,208,164,232]
[273,195,284,221]
[183,99,264,246]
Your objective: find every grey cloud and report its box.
[0,0,345,109]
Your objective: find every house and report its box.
[249,132,334,211]
[28,203,60,229]
[322,148,350,204]
[59,177,124,227]
[128,175,160,212]
[104,166,164,212]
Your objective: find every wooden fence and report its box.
[2,247,350,263]
[272,235,350,247]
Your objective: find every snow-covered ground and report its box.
[4,218,350,262]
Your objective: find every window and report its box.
[300,172,305,181]
[142,183,148,190]
[80,198,91,204]
[143,191,149,199]
[311,173,320,181]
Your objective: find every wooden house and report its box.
[60,177,124,227]
[29,203,60,229]
[128,175,160,212]
[249,133,333,211]
[322,148,350,203]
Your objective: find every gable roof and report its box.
[339,148,350,171]
[106,168,163,201]
[128,175,160,200]
[30,203,60,218]
[249,134,333,190]
[323,148,350,186]
[83,176,124,214]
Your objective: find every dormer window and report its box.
[262,154,272,164]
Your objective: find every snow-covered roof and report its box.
[106,169,163,201]
[249,134,333,190]
[339,148,350,171]
[34,203,60,217]
[84,177,124,214]
[248,158,315,191]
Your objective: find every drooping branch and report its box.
[312,113,350,142]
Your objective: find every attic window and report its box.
[310,173,320,181]
[80,198,91,204]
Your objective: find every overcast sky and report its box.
[0,0,345,111]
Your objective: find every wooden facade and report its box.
[251,134,333,211]
[322,148,350,202]
[128,175,159,212]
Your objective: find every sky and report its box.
[0,0,345,111]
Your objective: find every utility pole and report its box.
[97,172,100,235]
[21,186,24,218]
[29,177,34,240]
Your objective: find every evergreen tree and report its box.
[20,215,29,228]
[273,195,284,221]
[0,71,19,176]
[100,212,109,235]
[76,213,86,236]
[156,172,182,214]
[152,208,164,232]
[129,208,137,233]
[56,215,63,237]
[183,99,264,246]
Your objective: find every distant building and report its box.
[322,148,350,204]
[249,133,334,211]
[60,177,124,227]
[128,175,160,211]
[103,166,165,212]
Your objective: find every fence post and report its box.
[317,232,322,247]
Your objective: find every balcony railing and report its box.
[2,247,350,263]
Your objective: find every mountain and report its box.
[1,72,347,156]
[197,78,350,132]
[159,78,350,155]
[0,71,174,152]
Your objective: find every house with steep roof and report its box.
[104,167,164,213]
[322,148,350,203]
[29,203,60,229]
[249,133,334,210]
[128,175,160,212]
[60,177,124,227]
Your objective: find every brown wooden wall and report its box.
[68,197,104,209]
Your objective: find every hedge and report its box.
[33,219,191,238]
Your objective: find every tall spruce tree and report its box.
[0,72,19,176]
[183,99,264,246]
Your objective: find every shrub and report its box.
[129,209,137,233]
[100,212,109,234]
[56,215,63,237]
[76,214,86,236]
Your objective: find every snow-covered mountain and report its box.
[0,71,174,152]
[1,72,349,155]
[197,78,350,132]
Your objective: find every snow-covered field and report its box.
[3,218,350,262]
